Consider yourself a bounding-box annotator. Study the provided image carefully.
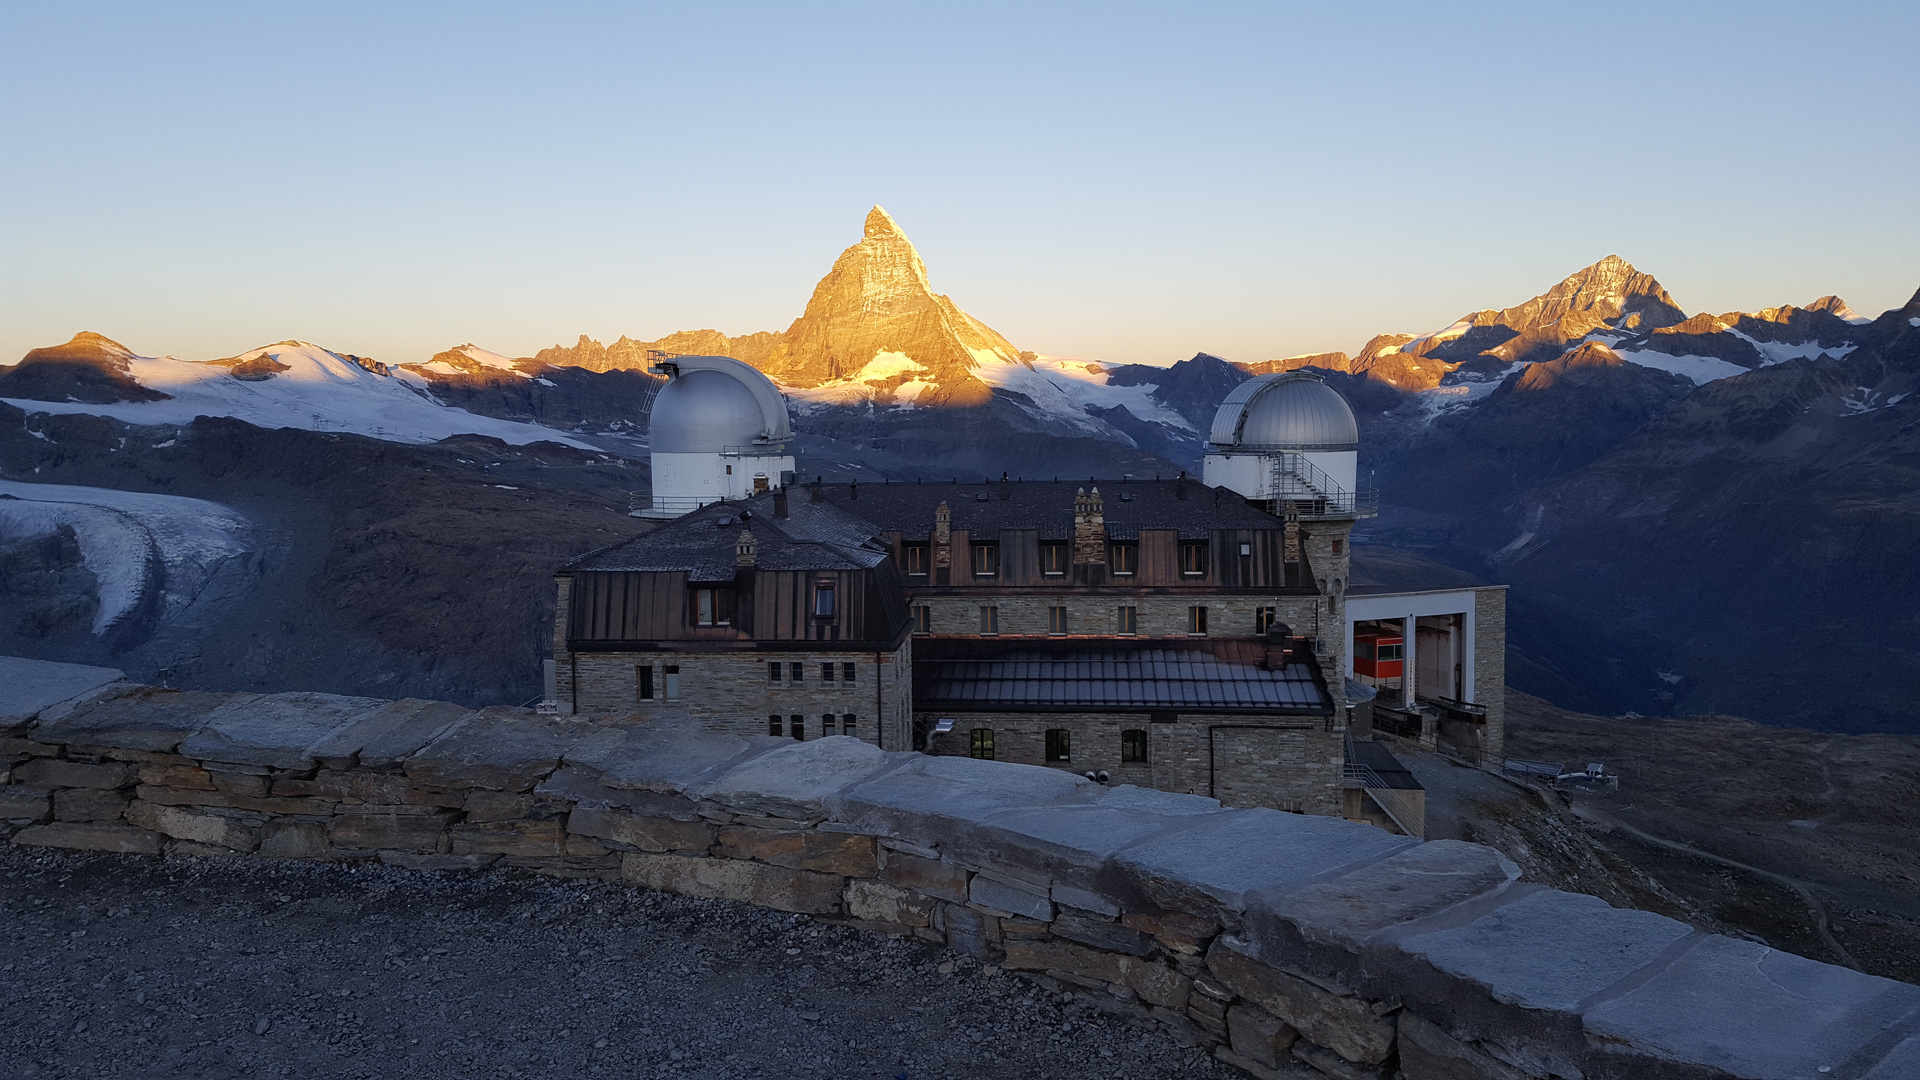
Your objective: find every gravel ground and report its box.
[0,847,1229,1079]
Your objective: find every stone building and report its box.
[549,361,1508,832]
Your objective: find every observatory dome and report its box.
[1209,372,1359,451]
[648,368,771,454]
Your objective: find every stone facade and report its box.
[1473,587,1508,765]
[928,714,1343,817]
[907,593,1326,643]
[563,643,914,751]
[3,675,1910,1080]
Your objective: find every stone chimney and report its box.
[1073,487,1106,564]
[773,491,789,519]
[735,528,757,568]
[933,500,952,585]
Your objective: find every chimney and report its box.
[773,491,789,518]
[1073,486,1106,565]
[1262,624,1294,670]
[1000,472,1010,499]
[735,528,757,568]
[850,479,859,500]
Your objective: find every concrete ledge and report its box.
[4,674,1915,1080]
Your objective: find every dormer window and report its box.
[690,587,734,627]
[971,543,998,578]
[1179,541,1210,577]
[1040,542,1069,576]
[812,580,836,619]
[903,542,930,576]
[1109,542,1137,576]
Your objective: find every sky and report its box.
[3,1,1917,368]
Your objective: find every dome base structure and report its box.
[1203,371,1375,518]
[639,450,797,519]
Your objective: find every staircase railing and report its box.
[1266,453,1379,518]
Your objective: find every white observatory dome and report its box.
[1209,372,1358,451]
[649,369,769,453]
[641,355,796,518]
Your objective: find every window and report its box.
[1356,640,1375,661]
[913,605,931,634]
[1378,642,1404,661]
[767,662,782,683]
[636,665,654,701]
[1331,539,1344,555]
[690,587,733,627]
[840,713,856,735]
[790,714,804,740]
[821,713,835,738]
[1188,606,1208,635]
[790,662,804,682]
[970,543,998,577]
[842,662,856,684]
[1109,542,1137,576]
[1256,607,1277,635]
[969,728,995,760]
[663,665,681,699]
[769,714,782,736]
[1238,542,1253,557]
[903,543,930,576]
[1047,605,1068,635]
[812,581,836,619]
[1040,542,1069,576]
[1045,729,1071,763]
[1122,729,1149,764]
[1117,606,1137,635]
[979,605,999,635]
[821,663,836,684]
[1179,541,1210,576]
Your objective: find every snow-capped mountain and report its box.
[0,335,591,448]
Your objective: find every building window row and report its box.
[767,661,857,684]
[769,713,857,739]
[947,605,1209,636]
[968,727,1149,764]
[907,540,1151,579]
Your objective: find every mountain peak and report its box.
[865,205,903,239]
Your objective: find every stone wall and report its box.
[4,677,1916,1080]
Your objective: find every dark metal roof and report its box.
[562,494,889,579]
[913,639,1330,714]
[790,478,1286,541]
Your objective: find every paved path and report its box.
[1,848,1223,1080]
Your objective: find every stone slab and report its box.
[831,755,1104,849]
[621,852,844,914]
[405,710,616,791]
[13,758,135,789]
[0,655,124,729]
[567,805,715,853]
[1252,839,1521,957]
[1861,1034,1920,1080]
[181,692,390,769]
[13,820,163,854]
[697,736,898,819]
[715,826,877,875]
[970,872,1054,920]
[305,698,471,770]
[125,801,264,850]
[1,786,52,822]
[1582,933,1920,1079]
[560,712,754,796]
[1397,888,1695,1014]
[952,786,1226,892]
[1396,1013,1530,1080]
[1209,935,1396,1065]
[34,688,249,753]
[1114,808,1417,916]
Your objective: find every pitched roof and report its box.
[789,477,1285,540]
[562,493,890,580]
[913,639,1330,715]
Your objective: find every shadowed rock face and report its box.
[0,332,171,404]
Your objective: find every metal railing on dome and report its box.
[1264,453,1378,519]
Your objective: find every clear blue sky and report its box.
[3,1,1916,367]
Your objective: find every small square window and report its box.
[636,665,654,701]
[1045,728,1071,763]
[913,606,931,634]
[971,544,998,577]
[842,662,856,684]
[969,728,995,760]
[1256,607,1277,635]
[1122,729,1148,764]
[768,714,782,736]
[790,714,804,740]
[1179,541,1209,576]
[903,543,930,576]
[1040,542,1069,576]
[663,665,681,699]
[768,662,782,683]
[1047,605,1068,635]
[1188,606,1208,635]
[840,713,855,735]
[1331,538,1344,555]
[1117,606,1137,635]
[821,713,835,738]
[979,605,999,635]
[1109,542,1137,576]
[821,663,836,684]
[812,581,836,619]
[790,662,804,682]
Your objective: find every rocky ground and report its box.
[0,846,1226,1080]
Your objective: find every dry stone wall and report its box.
[4,678,1918,1080]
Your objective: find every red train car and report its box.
[1353,633,1404,678]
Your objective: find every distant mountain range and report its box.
[2,207,1915,732]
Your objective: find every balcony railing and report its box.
[1266,453,1378,519]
